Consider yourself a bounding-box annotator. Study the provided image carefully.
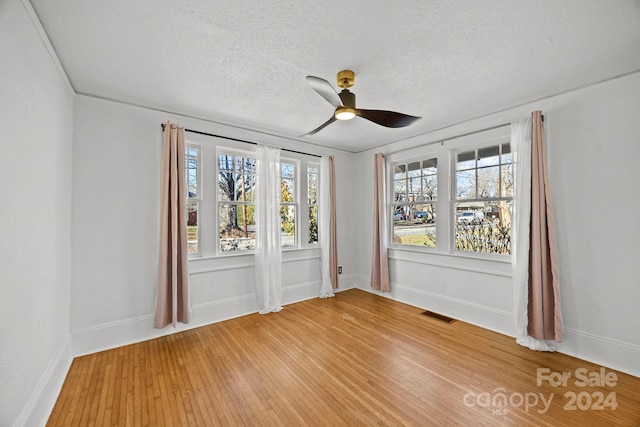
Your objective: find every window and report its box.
[183,137,319,257]
[391,158,437,247]
[280,161,296,247]
[388,128,513,259]
[186,145,200,254]
[307,164,319,244]
[217,152,257,252]
[454,142,512,255]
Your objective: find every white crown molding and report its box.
[20,0,74,94]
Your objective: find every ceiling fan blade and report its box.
[306,76,343,108]
[355,109,421,128]
[301,115,337,137]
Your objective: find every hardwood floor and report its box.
[48,289,640,426]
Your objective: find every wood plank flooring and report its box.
[48,289,640,426]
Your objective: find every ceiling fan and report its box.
[302,70,421,136]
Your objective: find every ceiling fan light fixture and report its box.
[335,107,356,120]
[302,71,421,136]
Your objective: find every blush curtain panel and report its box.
[512,112,563,351]
[154,122,191,328]
[319,155,338,298]
[254,144,283,314]
[371,153,390,292]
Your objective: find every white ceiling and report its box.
[30,0,640,153]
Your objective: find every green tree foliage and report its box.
[308,206,318,244]
[281,180,295,236]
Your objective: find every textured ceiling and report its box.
[30,0,640,152]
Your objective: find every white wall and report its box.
[0,1,74,426]
[352,72,640,377]
[71,95,357,355]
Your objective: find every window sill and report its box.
[188,247,322,275]
[189,246,321,263]
[388,244,511,263]
[388,246,512,277]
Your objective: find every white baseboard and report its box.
[72,293,258,357]
[14,333,72,427]
[557,329,640,378]
[72,279,355,357]
[352,273,640,378]
[352,273,514,336]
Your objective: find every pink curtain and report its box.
[154,122,191,328]
[370,153,390,292]
[528,111,562,341]
[328,155,339,288]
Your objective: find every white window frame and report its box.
[186,143,201,256]
[451,138,513,259]
[215,146,258,255]
[307,162,320,245]
[184,133,320,259]
[387,127,513,262]
[280,158,299,250]
[389,156,438,250]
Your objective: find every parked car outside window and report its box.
[456,211,484,224]
[414,211,433,222]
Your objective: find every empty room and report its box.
[2,1,640,425]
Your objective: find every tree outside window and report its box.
[218,153,256,252]
[391,158,437,247]
[455,143,513,255]
[186,146,200,254]
[280,162,296,247]
[307,164,319,244]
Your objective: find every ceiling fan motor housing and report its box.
[339,89,356,108]
[336,70,355,88]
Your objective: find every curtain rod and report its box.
[388,114,543,157]
[161,124,321,158]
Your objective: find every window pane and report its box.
[281,162,295,180]
[393,207,408,222]
[281,178,294,202]
[234,156,244,172]
[187,201,198,254]
[394,164,406,180]
[186,153,198,198]
[408,177,421,201]
[308,206,318,244]
[218,154,234,172]
[281,206,295,247]
[477,145,500,167]
[238,156,256,173]
[407,161,421,178]
[501,143,512,164]
[308,167,318,204]
[501,164,514,197]
[217,171,234,201]
[393,180,407,201]
[238,174,256,201]
[454,202,511,255]
[392,204,436,247]
[456,170,476,199]
[457,151,475,170]
[421,175,437,201]
[219,204,255,252]
[477,166,499,198]
[422,158,437,175]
